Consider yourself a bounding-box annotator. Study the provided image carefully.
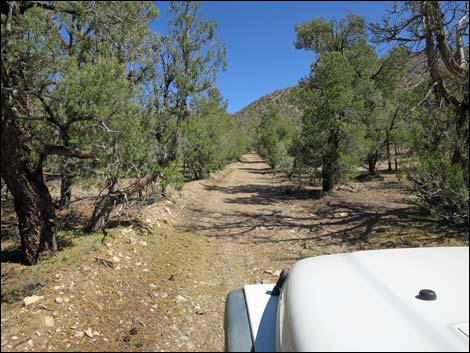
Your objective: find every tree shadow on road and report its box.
[203,183,323,206]
[182,187,468,252]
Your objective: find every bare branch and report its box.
[45,145,95,159]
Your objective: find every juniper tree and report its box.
[371,1,469,224]
[1,1,158,263]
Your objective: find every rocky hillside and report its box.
[232,86,304,146]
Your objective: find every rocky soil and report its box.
[1,153,468,352]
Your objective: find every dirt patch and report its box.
[1,153,468,352]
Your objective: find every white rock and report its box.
[55,297,63,304]
[92,331,99,337]
[74,330,84,338]
[23,295,44,306]
[112,256,120,263]
[176,295,188,304]
[43,315,54,328]
[128,237,137,245]
[84,328,93,338]
[143,269,149,272]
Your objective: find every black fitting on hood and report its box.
[271,270,288,296]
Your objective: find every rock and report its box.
[334,212,349,218]
[84,328,93,338]
[143,269,149,272]
[12,336,18,340]
[92,331,99,337]
[79,266,91,273]
[151,304,159,310]
[112,256,120,263]
[55,297,63,304]
[43,315,55,328]
[23,295,44,306]
[176,295,188,304]
[180,335,189,341]
[135,262,142,266]
[272,270,282,277]
[140,241,148,246]
[63,297,70,303]
[116,291,123,297]
[187,342,195,350]
[194,305,204,315]
[74,330,84,338]
[27,339,33,347]
[161,292,169,299]
[128,237,137,245]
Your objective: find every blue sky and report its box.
[151,1,393,113]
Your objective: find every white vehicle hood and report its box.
[278,247,469,352]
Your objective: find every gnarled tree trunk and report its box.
[1,98,57,265]
[85,174,159,233]
[59,157,73,209]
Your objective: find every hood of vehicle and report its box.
[277,247,469,352]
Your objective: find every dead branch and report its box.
[95,257,114,269]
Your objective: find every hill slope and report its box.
[233,86,304,146]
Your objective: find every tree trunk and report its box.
[85,178,120,233]
[85,173,159,233]
[322,159,336,192]
[386,134,392,171]
[367,151,380,176]
[451,101,469,185]
[59,164,72,209]
[1,98,57,265]
[322,130,339,192]
[394,142,399,172]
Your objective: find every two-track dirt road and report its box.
[2,153,465,352]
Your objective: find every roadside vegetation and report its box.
[251,3,468,226]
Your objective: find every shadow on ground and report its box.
[182,181,468,250]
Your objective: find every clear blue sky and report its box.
[151,1,393,113]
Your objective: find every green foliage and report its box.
[181,89,246,180]
[292,50,364,190]
[411,154,469,225]
[234,86,303,149]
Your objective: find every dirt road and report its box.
[1,153,466,352]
